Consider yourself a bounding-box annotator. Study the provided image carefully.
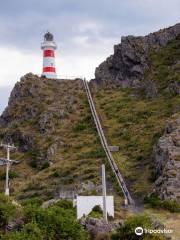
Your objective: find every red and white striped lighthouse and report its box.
[41,32,57,78]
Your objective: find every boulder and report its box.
[80,217,122,238]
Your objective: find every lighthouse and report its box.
[41,31,57,79]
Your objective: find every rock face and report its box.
[154,114,180,202]
[0,73,106,199]
[55,181,102,200]
[93,23,180,93]
[80,217,121,238]
[0,73,83,165]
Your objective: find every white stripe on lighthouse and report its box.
[43,57,56,68]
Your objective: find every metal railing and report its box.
[37,74,83,80]
[83,78,134,205]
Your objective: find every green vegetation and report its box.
[0,198,87,240]
[111,214,166,240]
[0,196,175,240]
[162,200,180,213]
[88,205,103,219]
[144,194,180,212]
[0,171,19,180]
[2,223,43,240]
[94,37,179,198]
[39,160,50,170]
[0,35,179,239]
[94,86,180,197]
[0,77,106,200]
[0,194,16,228]
[21,197,43,207]
[73,113,95,133]
[79,148,106,159]
[145,35,180,90]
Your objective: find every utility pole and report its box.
[0,143,16,196]
[102,164,108,223]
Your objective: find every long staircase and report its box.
[83,79,134,206]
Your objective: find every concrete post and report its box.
[5,146,10,196]
[102,164,108,222]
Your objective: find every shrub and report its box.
[73,121,88,132]
[162,199,180,212]
[51,170,61,177]
[39,160,50,170]
[73,114,95,133]
[80,149,105,159]
[22,203,87,240]
[144,194,180,212]
[1,222,43,240]
[144,194,162,208]
[0,171,19,180]
[54,200,73,209]
[110,214,165,240]
[136,155,143,161]
[63,176,74,184]
[92,205,103,213]
[0,198,87,239]
[0,194,16,228]
[88,205,103,219]
[21,197,43,207]
[29,159,38,168]
[73,114,93,132]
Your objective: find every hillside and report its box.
[0,74,114,201]
[92,88,179,200]
[91,23,180,203]
[0,25,178,204]
[0,23,180,239]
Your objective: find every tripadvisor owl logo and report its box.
[135,227,144,235]
[135,227,173,236]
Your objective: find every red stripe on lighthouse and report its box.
[43,50,55,57]
[43,67,56,72]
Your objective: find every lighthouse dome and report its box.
[41,31,57,50]
[44,31,54,41]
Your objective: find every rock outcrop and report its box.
[93,23,180,96]
[0,73,106,199]
[154,114,180,202]
[0,73,83,165]
[80,217,121,239]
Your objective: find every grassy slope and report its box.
[0,78,107,201]
[92,36,180,200]
[93,89,179,199]
[144,208,180,240]
[146,34,180,90]
[91,37,180,238]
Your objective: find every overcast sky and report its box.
[0,0,179,113]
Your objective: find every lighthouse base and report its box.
[41,73,57,79]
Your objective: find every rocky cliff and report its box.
[0,73,83,154]
[154,114,180,203]
[93,23,180,97]
[90,23,180,202]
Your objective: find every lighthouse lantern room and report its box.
[41,32,57,79]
